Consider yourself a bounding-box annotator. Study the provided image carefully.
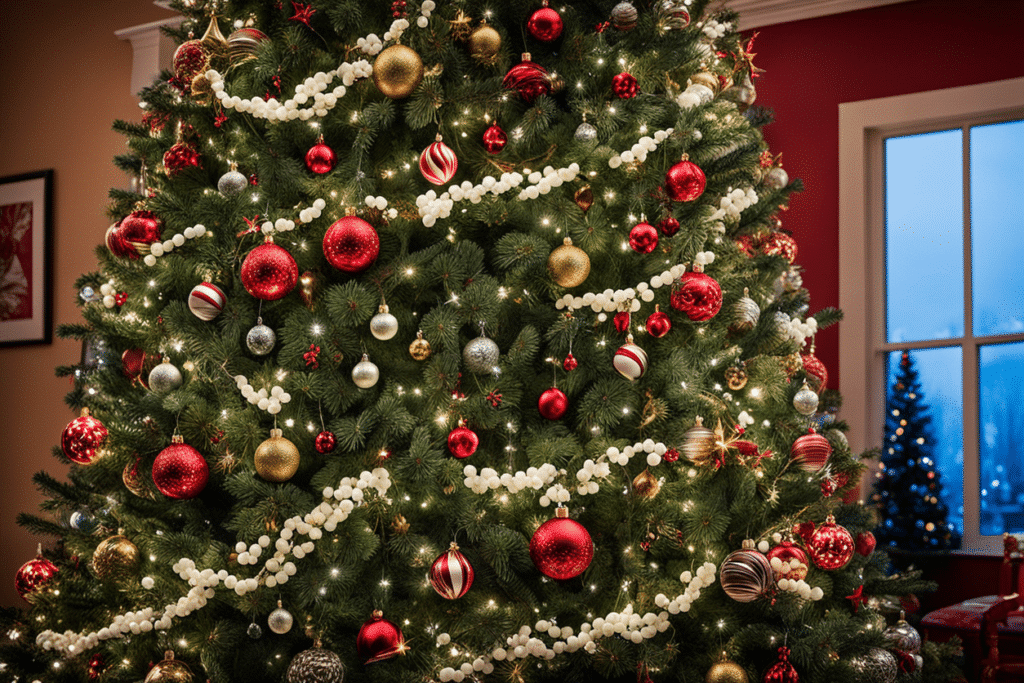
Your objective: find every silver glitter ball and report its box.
[764,166,789,190]
[574,122,598,142]
[246,323,276,356]
[850,647,898,683]
[611,1,638,30]
[218,169,249,197]
[370,306,398,341]
[69,510,97,532]
[247,622,263,639]
[793,384,819,416]
[884,619,922,654]
[268,606,294,634]
[286,647,344,683]
[148,360,183,393]
[79,286,100,302]
[352,354,380,389]
[730,295,760,333]
[463,335,500,374]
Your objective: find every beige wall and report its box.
[0,0,177,607]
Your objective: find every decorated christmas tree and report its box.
[3,1,962,682]
[873,350,961,552]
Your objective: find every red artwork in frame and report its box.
[0,170,52,346]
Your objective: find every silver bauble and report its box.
[218,169,249,197]
[574,122,598,142]
[463,335,500,374]
[884,618,922,654]
[286,647,344,683]
[826,428,849,451]
[681,417,716,466]
[352,354,380,389]
[793,383,819,416]
[764,166,789,190]
[611,1,638,30]
[246,321,276,356]
[247,622,263,639]
[268,604,294,634]
[370,305,399,341]
[772,311,792,347]
[730,292,760,333]
[850,648,898,683]
[69,510,97,533]
[148,359,183,393]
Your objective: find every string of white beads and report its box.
[515,164,582,200]
[786,316,818,345]
[417,171,526,227]
[554,263,687,315]
[463,463,559,495]
[364,195,399,219]
[608,128,674,169]
[709,186,759,224]
[99,281,119,309]
[143,224,207,266]
[604,439,670,468]
[234,375,291,414]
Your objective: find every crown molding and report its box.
[725,0,915,30]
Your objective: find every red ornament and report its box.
[419,137,458,185]
[323,214,380,273]
[538,387,568,420]
[315,430,337,454]
[735,234,756,258]
[790,428,831,472]
[763,231,798,264]
[613,311,631,333]
[163,142,202,176]
[563,352,578,371]
[503,54,551,104]
[152,438,209,499]
[62,409,108,464]
[87,652,108,680]
[106,210,162,259]
[611,72,639,98]
[288,1,317,28]
[527,3,563,42]
[530,508,593,580]
[482,123,508,154]
[121,347,148,384]
[765,540,808,581]
[628,222,659,254]
[807,516,854,570]
[172,39,209,84]
[664,157,706,202]
[15,548,58,599]
[801,352,828,393]
[357,611,406,664]
[430,542,474,599]
[241,239,299,300]
[613,339,648,380]
[663,448,680,463]
[448,425,479,459]
[763,646,799,683]
[657,216,680,237]
[855,530,877,556]
[305,137,336,174]
[669,270,723,321]
[645,307,672,338]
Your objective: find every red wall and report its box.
[752,0,1024,389]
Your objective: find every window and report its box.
[839,77,1024,553]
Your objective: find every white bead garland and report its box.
[143,224,207,266]
[515,164,582,201]
[463,463,559,496]
[554,264,684,314]
[364,194,398,219]
[417,171,526,227]
[99,281,118,309]
[786,316,818,345]
[608,128,674,169]
[234,375,292,415]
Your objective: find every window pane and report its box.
[971,119,1024,337]
[885,130,964,343]
[979,341,1024,536]
[882,347,964,541]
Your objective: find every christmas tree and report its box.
[873,350,961,552]
[3,1,961,682]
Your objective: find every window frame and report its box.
[838,77,1024,554]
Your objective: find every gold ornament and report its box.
[632,469,661,499]
[123,456,153,499]
[574,185,594,213]
[145,651,194,683]
[190,72,214,104]
[468,23,501,63]
[373,44,424,99]
[547,237,591,288]
[779,351,803,378]
[449,10,474,41]
[199,16,230,66]
[724,363,748,391]
[682,416,716,466]
[409,330,432,361]
[706,652,748,683]
[92,534,141,581]
[689,70,721,96]
[254,429,300,482]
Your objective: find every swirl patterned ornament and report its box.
[61,409,108,464]
[503,53,550,104]
[670,269,722,321]
[285,647,344,683]
[790,428,831,471]
[430,543,475,599]
[720,545,774,602]
[419,136,458,186]
[613,336,648,380]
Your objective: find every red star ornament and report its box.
[288,2,316,28]
[846,584,867,612]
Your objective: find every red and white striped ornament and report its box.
[430,542,474,599]
[790,428,832,472]
[188,282,226,321]
[419,135,458,185]
[613,335,648,380]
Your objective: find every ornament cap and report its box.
[625,333,634,343]
[79,407,91,417]
[741,538,756,550]
[263,234,275,244]
[171,434,184,444]
[449,541,460,551]
[278,599,283,608]
[554,506,569,519]
[521,52,532,61]
[361,353,370,361]
[562,237,573,246]
[270,428,283,438]
[416,329,424,339]
[379,304,389,314]
[163,650,176,660]
[345,206,357,216]
[372,609,383,618]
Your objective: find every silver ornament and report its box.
[246,319,276,356]
[463,334,500,374]
[286,647,344,683]
[850,647,898,683]
[793,382,819,416]
[148,359,183,393]
[370,305,399,341]
[574,122,598,142]
[772,311,792,347]
[884,617,922,654]
[611,1,638,30]
[247,622,263,639]
[218,169,249,197]
[826,428,849,451]
[79,286,100,302]
[268,602,294,634]
[764,166,789,190]
[682,417,716,465]
[730,289,760,333]
[69,510,97,532]
[352,354,380,388]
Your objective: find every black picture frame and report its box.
[0,170,53,346]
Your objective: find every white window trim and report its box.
[838,76,1024,554]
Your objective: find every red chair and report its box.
[980,557,1024,681]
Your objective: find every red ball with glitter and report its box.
[430,543,474,599]
[538,387,568,420]
[106,210,163,259]
[152,437,209,499]
[664,158,706,202]
[315,430,337,454]
[763,231,798,264]
[629,222,658,254]
[657,216,680,237]
[563,353,578,371]
[448,425,479,459]
[163,142,202,176]
[611,72,639,99]
[305,138,336,174]
[530,509,593,580]
[527,4,563,42]
[15,548,58,599]
[645,308,672,338]
[808,517,854,570]
[357,611,406,664]
[856,530,877,556]
[482,123,508,154]
[62,409,108,465]
[173,39,209,84]
[323,215,380,273]
[669,270,722,321]
[241,239,298,300]
[503,54,550,104]
[801,352,828,393]
[790,428,831,472]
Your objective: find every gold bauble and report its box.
[682,416,716,466]
[190,73,214,104]
[706,656,748,683]
[123,457,153,499]
[724,364,748,391]
[254,429,300,482]
[468,24,501,63]
[547,237,591,288]
[373,44,424,99]
[145,651,194,683]
[409,330,432,361]
[779,351,803,378]
[632,469,661,499]
[92,534,141,581]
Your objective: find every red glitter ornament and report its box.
[106,210,162,259]
[801,352,828,393]
[645,307,672,338]
[447,425,479,459]
[241,238,299,300]
[530,508,593,580]
[173,39,209,85]
[807,516,854,570]
[790,428,831,472]
[430,542,474,599]
[152,437,209,499]
[61,409,108,465]
[766,540,808,581]
[503,53,551,104]
[735,234,756,258]
[663,448,680,463]
[163,142,202,176]
[121,348,148,384]
[357,611,406,664]
[629,222,659,254]
[669,270,723,321]
[538,387,568,420]
[315,430,337,454]
[563,352,578,371]
[87,652,108,680]
[482,122,508,154]
[323,214,380,273]
[763,231,798,263]
[527,3,563,42]
[613,311,631,333]
[305,136,336,174]
[763,646,799,683]
[664,157,706,202]
[611,72,639,98]
[855,530,877,556]
[657,216,680,237]
[15,547,58,599]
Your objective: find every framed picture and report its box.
[0,170,53,346]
